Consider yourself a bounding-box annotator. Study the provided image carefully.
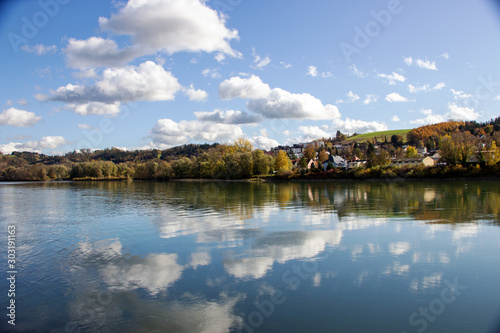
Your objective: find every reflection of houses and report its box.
[322,155,346,171]
[391,156,436,167]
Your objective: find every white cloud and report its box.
[350,64,366,78]
[0,108,42,127]
[1,136,68,154]
[21,44,57,55]
[219,75,340,120]
[251,48,271,70]
[332,118,387,134]
[64,37,137,69]
[363,94,378,105]
[202,68,221,79]
[194,109,262,124]
[65,0,240,68]
[409,109,445,125]
[77,123,92,129]
[214,53,225,63]
[336,90,360,104]
[67,101,122,116]
[249,136,280,150]
[50,61,181,115]
[183,84,208,102]
[298,125,331,141]
[441,52,450,60]
[434,82,446,90]
[391,115,400,122]
[446,103,479,121]
[219,75,271,100]
[378,72,406,85]
[404,56,438,70]
[307,65,333,78]
[409,82,446,93]
[151,119,243,147]
[385,92,409,102]
[306,65,318,77]
[450,89,473,100]
[280,61,292,69]
[408,84,430,93]
[247,88,340,120]
[494,96,500,101]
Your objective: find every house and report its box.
[347,159,367,169]
[417,147,428,156]
[431,152,441,161]
[307,159,318,170]
[391,156,436,167]
[322,155,346,170]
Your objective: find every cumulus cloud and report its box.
[247,89,340,120]
[332,118,387,134]
[404,57,438,70]
[219,75,271,100]
[298,125,331,142]
[65,0,240,68]
[194,109,262,124]
[1,136,67,154]
[392,115,400,122]
[446,102,479,121]
[0,108,42,127]
[385,92,409,102]
[409,109,445,125]
[219,75,341,120]
[49,61,181,115]
[377,72,406,85]
[183,84,208,102]
[151,119,243,147]
[249,136,280,150]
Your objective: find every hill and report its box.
[343,129,411,143]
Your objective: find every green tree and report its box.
[405,146,419,158]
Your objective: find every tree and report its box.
[439,136,459,165]
[318,150,329,163]
[234,138,253,153]
[303,144,316,160]
[275,150,292,172]
[405,146,419,158]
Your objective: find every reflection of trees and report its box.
[49,179,500,225]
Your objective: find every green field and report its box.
[344,129,411,143]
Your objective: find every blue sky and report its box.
[1,0,500,154]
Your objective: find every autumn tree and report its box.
[275,150,292,172]
[318,150,329,163]
[405,146,419,158]
[303,144,316,160]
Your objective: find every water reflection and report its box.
[0,180,499,332]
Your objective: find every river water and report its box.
[0,180,499,332]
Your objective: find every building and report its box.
[322,155,346,170]
[391,156,436,167]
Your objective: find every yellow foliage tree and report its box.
[275,150,291,172]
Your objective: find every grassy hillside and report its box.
[344,129,411,143]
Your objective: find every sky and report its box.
[1,0,500,155]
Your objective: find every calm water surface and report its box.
[0,180,500,333]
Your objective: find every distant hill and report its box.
[343,129,411,143]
